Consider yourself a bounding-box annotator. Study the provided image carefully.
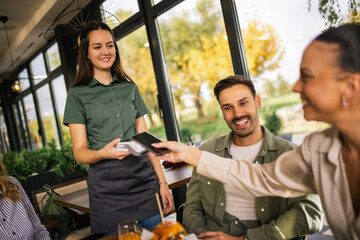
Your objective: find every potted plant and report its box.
[2,140,88,203]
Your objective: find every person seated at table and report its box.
[152,23,360,239]
[0,159,51,240]
[183,75,323,240]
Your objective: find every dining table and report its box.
[53,164,193,215]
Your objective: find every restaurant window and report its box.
[45,43,61,72]
[37,84,60,146]
[117,26,166,140]
[23,94,42,149]
[157,0,233,144]
[12,101,30,149]
[235,0,329,143]
[153,0,162,5]
[30,54,47,85]
[51,75,70,143]
[18,68,30,91]
[0,107,10,154]
[102,0,139,28]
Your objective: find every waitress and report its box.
[63,21,173,234]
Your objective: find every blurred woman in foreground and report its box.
[153,24,360,239]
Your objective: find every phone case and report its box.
[131,132,169,156]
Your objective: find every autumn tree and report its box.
[114,2,284,122]
[117,26,160,128]
[176,19,284,119]
[242,20,284,78]
[161,0,224,119]
[176,32,233,119]
[160,16,199,121]
[113,10,160,127]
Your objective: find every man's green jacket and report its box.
[183,127,324,240]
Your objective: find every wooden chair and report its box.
[176,203,185,224]
[31,177,88,214]
[31,177,102,240]
[31,178,88,237]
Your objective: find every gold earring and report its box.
[342,96,348,108]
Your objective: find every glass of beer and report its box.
[118,219,142,240]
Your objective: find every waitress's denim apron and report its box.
[87,154,160,233]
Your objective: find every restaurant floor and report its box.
[164,213,335,239]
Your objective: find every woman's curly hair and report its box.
[0,160,21,202]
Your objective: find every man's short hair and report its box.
[214,75,256,102]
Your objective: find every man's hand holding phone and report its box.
[131,132,170,156]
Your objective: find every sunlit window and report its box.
[18,68,30,91]
[117,26,166,140]
[12,101,30,149]
[153,0,162,5]
[158,0,233,143]
[30,54,47,85]
[0,107,10,154]
[23,94,42,149]
[45,43,61,72]
[235,0,329,142]
[37,84,60,146]
[102,0,139,28]
[51,75,70,143]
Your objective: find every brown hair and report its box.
[314,24,360,74]
[72,21,135,87]
[214,75,256,102]
[0,160,21,202]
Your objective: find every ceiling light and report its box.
[1,16,22,93]
[11,81,22,93]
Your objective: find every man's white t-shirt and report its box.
[225,139,263,220]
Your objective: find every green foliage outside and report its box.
[258,93,300,119]
[179,127,193,143]
[263,74,293,96]
[264,112,282,136]
[1,139,88,181]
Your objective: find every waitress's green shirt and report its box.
[63,76,148,150]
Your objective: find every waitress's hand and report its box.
[152,141,202,167]
[100,138,131,160]
[160,183,173,214]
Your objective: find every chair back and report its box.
[31,177,88,214]
[176,203,185,224]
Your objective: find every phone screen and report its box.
[132,132,169,155]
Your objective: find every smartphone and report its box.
[131,132,169,156]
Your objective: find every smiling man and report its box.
[182,75,323,240]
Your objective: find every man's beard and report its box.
[230,115,257,138]
[234,129,255,138]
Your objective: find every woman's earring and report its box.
[342,96,348,108]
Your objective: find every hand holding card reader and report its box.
[115,132,169,156]
[115,141,147,156]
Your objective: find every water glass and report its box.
[118,219,142,240]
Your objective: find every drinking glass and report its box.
[118,219,142,240]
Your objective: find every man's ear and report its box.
[255,95,262,110]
